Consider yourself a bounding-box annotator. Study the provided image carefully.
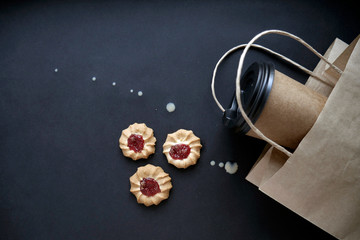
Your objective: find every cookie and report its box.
[129,164,172,206]
[119,123,156,160]
[163,129,202,169]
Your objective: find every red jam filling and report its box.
[127,134,144,153]
[169,144,191,160]
[140,178,161,197]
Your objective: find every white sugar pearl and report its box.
[92,77,96,81]
[54,68,58,72]
[210,161,215,166]
[138,91,143,96]
[112,82,116,86]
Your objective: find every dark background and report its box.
[0,1,358,239]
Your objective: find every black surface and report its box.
[0,1,358,239]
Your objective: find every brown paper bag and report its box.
[246,35,360,240]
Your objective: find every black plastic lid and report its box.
[222,62,274,134]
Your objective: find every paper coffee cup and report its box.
[223,62,327,149]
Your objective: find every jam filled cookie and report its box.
[119,123,156,160]
[163,129,202,169]
[129,164,172,206]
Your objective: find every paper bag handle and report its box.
[211,29,343,157]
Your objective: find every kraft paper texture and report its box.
[246,36,360,240]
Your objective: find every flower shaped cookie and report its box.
[129,164,172,206]
[119,123,156,160]
[163,129,202,169]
